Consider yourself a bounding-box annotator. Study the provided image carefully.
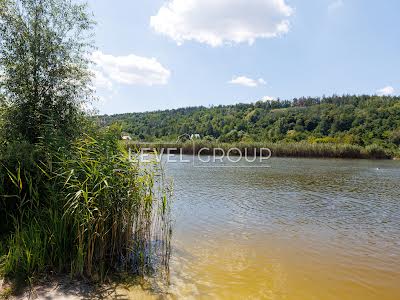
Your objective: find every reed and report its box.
[127,140,393,159]
[0,126,171,282]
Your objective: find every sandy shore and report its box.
[0,277,162,300]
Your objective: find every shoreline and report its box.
[0,276,160,300]
[125,141,398,160]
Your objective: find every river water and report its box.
[161,156,400,299]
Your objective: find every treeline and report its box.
[99,95,400,152]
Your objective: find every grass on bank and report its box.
[0,125,172,285]
[126,140,397,159]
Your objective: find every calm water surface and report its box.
[162,156,400,299]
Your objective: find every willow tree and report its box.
[0,0,94,255]
[0,0,94,144]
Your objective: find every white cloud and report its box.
[262,96,276,101]
[91,51,171,87]
[92,70,113,91]
[150,0,294,47]
[229,76,266,87]
[328,0,344,12]
[377,86,395,96]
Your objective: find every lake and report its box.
[161,156,400,299]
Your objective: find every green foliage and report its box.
[129,140,392,159]
[1,126,171,281]
[56,125,171,278]
[0,0,94,144]
[101,95,400,155]
[0,0,171,285]
[389,130,400,146]
[3,219,48,280]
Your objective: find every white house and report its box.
[190,134,201,140]
[121,135,132,141]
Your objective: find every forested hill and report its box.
[99,95,400,149]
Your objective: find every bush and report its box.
[390,130,400,146]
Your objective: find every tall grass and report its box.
[127,140,394,159]
[0,126,171,282]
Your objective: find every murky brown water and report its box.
[163,157,400,299]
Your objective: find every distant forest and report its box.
[99,95,400,150]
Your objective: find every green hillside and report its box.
[100,95,400,151]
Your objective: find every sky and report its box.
[88,0,400,114]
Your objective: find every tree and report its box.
[0,0,94,144]
[390,130,400,146]
[98,95,400,151]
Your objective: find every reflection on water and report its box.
[164,157,400,299]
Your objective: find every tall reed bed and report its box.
[128,140,393,159]
[0,126,171,282]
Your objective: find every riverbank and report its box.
[126,141,398,159]
[0,276,159,300]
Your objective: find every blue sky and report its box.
[88,0,400,114]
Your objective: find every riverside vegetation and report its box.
[0,0,171,291]
[101,95,400,159]
[127,140,391,159]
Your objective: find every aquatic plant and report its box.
[0,126,172,281]
[126,140,393,159]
